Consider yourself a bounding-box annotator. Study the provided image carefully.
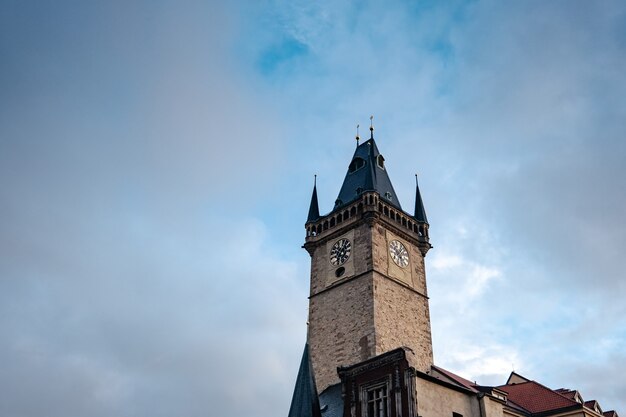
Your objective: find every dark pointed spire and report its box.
[355,124,360,147]
[335,135,401,210]
[414,174,428,223]
[307,175,320,223]
[369,115,374,139]
[287,344,322,417]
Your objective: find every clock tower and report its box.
[303,128,433,393]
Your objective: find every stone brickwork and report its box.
[372,272,433,373]
[370,220,433,373]
[307,274,376,392]
[307,212,434,392]
[307,221,376,391]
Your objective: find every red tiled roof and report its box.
[585,400,602,413]
[554,389,576,400]
[497,381,580,414]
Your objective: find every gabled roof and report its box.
[287,344,322,417]
[431,365,479,393]
[554,388,583,404]
[604,410,619,417]
[507,371,531,385]
[585,400,603,414]
[497,380,580,414]
[335,138,401,211]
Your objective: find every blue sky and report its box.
[1,1,625,416]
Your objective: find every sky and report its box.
[1,1,625,416]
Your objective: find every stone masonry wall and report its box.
[373,272,434,373]
[307,274,376,393]
[308,221,376,392]
[307,217,434,392]
[370,218,433,372]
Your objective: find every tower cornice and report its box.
[304,191,431,256]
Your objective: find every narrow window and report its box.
[453,413,463,417]
[377,155,385,169]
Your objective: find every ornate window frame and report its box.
[361,377,392,417]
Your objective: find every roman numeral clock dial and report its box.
[330,238,351,266]
[389,240,409,268]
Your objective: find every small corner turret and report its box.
[306,175,320,224]
[414,174,428,224]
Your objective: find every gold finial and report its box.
[369,115,374,139]
[356,124,360,146]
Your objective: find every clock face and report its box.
[330,238,352,266]
[389,240,409,268]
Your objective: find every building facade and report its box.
[287,127,619,417]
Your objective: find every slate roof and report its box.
[307,181,320,223]
[414,175,428,224]
[335,138,401,211]
[319,383,343,417]
[287,344,322,417]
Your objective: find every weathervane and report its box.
[356,124,360,147]
[369,115,374,139]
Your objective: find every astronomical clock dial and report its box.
[389,240,409,268]
[330,238,351,266]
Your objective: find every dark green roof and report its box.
[335,138,401,210]
[287,344,322,417]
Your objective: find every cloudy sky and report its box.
[1,1,625,416]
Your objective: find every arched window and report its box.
[377,154,385,169]
[348,157,366,173]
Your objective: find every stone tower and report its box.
[303,130,433,393]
